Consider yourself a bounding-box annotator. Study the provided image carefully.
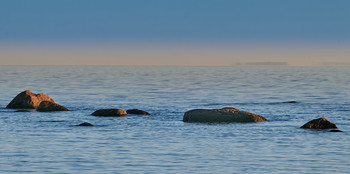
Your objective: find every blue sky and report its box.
[0,0,349,65]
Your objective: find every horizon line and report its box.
[1,64,350,67]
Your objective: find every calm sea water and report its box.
[0,66,350,174]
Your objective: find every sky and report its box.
[0,0,349,66]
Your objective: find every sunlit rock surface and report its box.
[183,107,267,123]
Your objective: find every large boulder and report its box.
[183,107,268,123]
[36,101,69,112]
[126,109,150,115]
[300,117,337,129]
[91,109,127,117]
[6,90,55,109]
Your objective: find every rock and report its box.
[283,101,297,103]
[183,107,268,123]
[40,120,65,122]
[6,90,55,109]
[126,109,150,115]
[36,101,69,112]
[76,122,94,126]
[329,130,343,132]
[91,109,127,117]
[300,117,337,129]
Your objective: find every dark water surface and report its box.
[1,66,349,173]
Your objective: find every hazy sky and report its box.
[1,0,349,66]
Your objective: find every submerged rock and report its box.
[91,109,127,117]
[6,90,55,109]
[183,107,268,123]
[126,109,150,115]
[40,120,65,122]
[15,109,32,112]
[76,122,94,126]
[300,117,337,129]
[283,101,297,103]
[36,101,69,112]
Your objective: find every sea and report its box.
[0,65,349,174]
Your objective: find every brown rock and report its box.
[126,109,150,115]
[6,90,55,109]
[183,107,268,123]
[36,101,69,112]
[91,109,127,117]
[300,117,337,129]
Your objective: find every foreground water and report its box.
[0,66,349,173]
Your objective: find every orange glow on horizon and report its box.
[0,43,349,66]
